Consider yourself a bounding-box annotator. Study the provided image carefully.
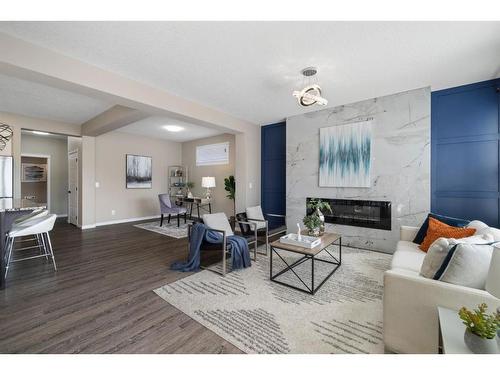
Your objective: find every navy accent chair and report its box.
[158,194,187,227]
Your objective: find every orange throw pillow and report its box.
[419,217,476,252]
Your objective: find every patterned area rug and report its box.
[154,245,391,353]
[134,221,190,239]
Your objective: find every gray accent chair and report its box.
[158,194,187,227]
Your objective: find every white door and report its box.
[68,151,78,226]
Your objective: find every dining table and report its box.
[0,198,47,289]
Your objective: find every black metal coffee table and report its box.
[269,232,341,295]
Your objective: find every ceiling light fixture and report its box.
[292,67,328,107]
[163,125,185,132]
[32,131,50,136]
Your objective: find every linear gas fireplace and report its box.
[307,198,391,231]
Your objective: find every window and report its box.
[196,142,230,166]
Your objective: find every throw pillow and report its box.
[434,242,494,289]
[419,217,476,252]
[420,234,493,279]
[203,212,234,236]
[246,205,266,230]
[413,213,470,244]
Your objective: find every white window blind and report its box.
[196,142,229,166]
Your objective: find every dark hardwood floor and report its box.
[0,219,242,354]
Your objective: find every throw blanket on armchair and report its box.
[171,223,251,272]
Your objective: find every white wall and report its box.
[21,133,68,216]
[94,131,182,224]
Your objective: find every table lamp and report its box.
[487,245,500,317]
[201,177,216,199]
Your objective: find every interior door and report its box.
[68,151,78,226]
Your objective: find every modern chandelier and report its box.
[292,67,328,107]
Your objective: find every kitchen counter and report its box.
[0,198,47,212]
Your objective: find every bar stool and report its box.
[4,214,57,278]
[11,209,49,251]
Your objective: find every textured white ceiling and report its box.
[119,116,225,142]
[0,22,499,124]
[0,73,112,124]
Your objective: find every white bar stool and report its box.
[11,209,49,249]
[4,214,57,278]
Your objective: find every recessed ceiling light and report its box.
[32,131,50,136]
[163,125,184,132]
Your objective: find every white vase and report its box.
[464,329,498,354]
[316,208,325,235]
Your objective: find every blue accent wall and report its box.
[261,122,286,227]
[432,78,500,226]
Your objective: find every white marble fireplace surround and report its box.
[286,87,430,253]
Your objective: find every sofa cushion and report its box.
[391,241,426,273]
[434,242,494,289]
[246,205,266,230]
[420,234,493,279]
[203,212,234,236]
[419,217,476,251]
[413,213,470,244]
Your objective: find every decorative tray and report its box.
[279,233,321,249]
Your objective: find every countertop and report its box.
[0,198,47,212]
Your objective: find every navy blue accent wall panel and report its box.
[261,122,286,228]
[432,79,500,227]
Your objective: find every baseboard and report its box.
[95,215,160,227]
[81,224,96,230]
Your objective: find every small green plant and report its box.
[459,303,500,339]
[224,175,236,216]
[307,198,332,214]
[186,181,194,189]
[303,214,321,233]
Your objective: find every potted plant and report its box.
[307,199,332,235]
[303,214,321,237]
[459,303,500,354]
[224,175,236,226]
[186,181,194,198]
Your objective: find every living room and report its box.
[1,1,500,374]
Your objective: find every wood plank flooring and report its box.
[0,219,243,354]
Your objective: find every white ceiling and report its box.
[119,116,224,142]
[0,22,499,125]
[0,73,113,124]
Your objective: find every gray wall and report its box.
[182,134,236,217]
[94,131,181,224]
[286,87,431,253]
[21,133,68,216]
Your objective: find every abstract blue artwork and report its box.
[319,120,372,187]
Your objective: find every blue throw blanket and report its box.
[171,223,251,272]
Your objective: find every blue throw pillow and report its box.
[412,213,470,244]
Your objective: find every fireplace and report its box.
[307,198,391,231]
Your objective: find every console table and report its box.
[0,199,47,289]
[178,197,212,219]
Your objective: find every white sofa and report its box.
[383,225,500,354]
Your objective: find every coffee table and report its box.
[269,232,341,295]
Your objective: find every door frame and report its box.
[20,153,51,212]
[68,149,79,225]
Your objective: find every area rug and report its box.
[134,221,189,239]
[154,246,391,353]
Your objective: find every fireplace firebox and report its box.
[307,198,391,231]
